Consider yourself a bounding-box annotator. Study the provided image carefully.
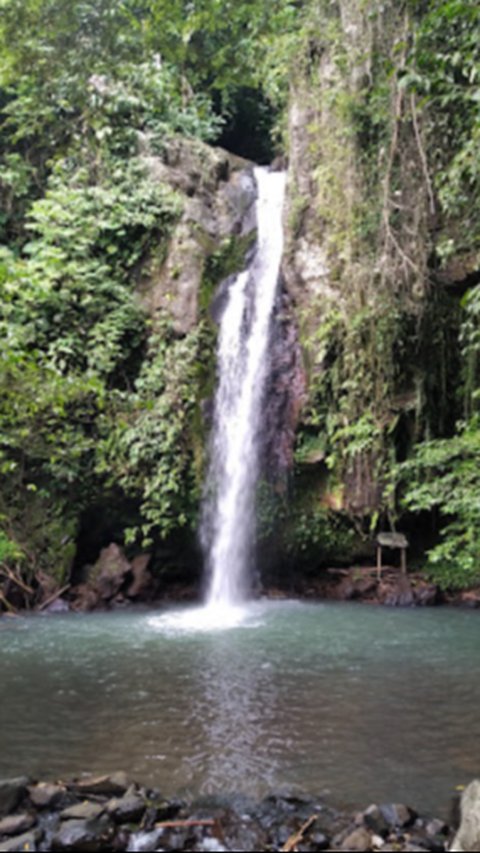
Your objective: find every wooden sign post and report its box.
[376,532,409,580]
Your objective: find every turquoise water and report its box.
[1,600,479,816]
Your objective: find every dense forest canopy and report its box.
[0,0,479,603]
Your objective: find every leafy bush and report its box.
[97,321,215,547]
[399,418,480,588]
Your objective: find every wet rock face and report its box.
[261,288,307,484]
[137,135,257,336]
[70,548,154,611]
[0,772,461,852]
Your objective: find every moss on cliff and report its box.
[282,0,480,585]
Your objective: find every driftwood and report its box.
[38,584,71,612]
[0,566,34,596]
[155,819,216,830]
[0,590,18,614]
[281,814,318,852]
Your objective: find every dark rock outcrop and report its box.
[0,778,30,818]
[137,135,257,336]
[0,771,465,852]
[294,568,442,608]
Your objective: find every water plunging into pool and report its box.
[200,167,286,617]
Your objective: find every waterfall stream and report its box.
[201,167,286,612]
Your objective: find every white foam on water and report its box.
[146,601,272,636]
[148,605,247,635]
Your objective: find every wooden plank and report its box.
[377,532,408,549]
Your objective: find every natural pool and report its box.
[1,600,479,818]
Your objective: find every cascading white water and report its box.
[201,166,286,612]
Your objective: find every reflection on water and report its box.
[185,633,280,794]
[1,601,480,817]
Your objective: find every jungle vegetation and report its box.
[0,0,479,598]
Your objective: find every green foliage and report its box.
[0,528,23,564]
[291,0,479,558]
[1,0,296,584]
[408,0,480,259]
[0,349,104,580]
[399,418,480,588]
[0,69,187,582]
[97,321,215,547]
[146,0,297,110]
[2,159,180,380]
[461,283,480,416]
[285,504,356,567]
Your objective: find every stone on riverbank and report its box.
[69,771,129,797]
[0,813,36,836]
[0,772,464,852]
[340,826,373,850]
[450,780,480,852]
[106,788,146,823]
[29,782,67,809]
[51,816,115,851]
[0,829,41,852]
[0,778,30,817]
[60,801,105,821]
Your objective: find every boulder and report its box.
[413,582,440,607]
[426,818,448,837]
[137,135,256,337]
[60,801,105,821]
[28,782,68,810]
[341,826,374,850]
[363,804,390,837]
[45,598,70,614]
[51,816,114,851]
[106,788,146,823]
[0,829,41,852]
[0,812,36,836]
[127,555,153,601]
[70,772,129,797]
[69,584,102,612]
[89,545,131,601]
[0,778,30,817]
[379,577,415,608]
[126,828,166,852]
[309,831,329,850]
[379,803,416,829]
[457,590,480,609]
[450,780,480,852]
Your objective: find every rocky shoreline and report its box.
[2,540,480,617]
[288,567,480,610]
[0,772,463,852]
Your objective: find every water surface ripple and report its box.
[1,600,479,817]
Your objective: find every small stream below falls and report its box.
[1,600,480,818]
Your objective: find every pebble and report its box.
[0,829,41,852]
[0,813,36,836]
[29,783,67,810]
[341,827,373,850]
[0,773,458,852]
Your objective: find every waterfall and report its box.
[201,166,286,611]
